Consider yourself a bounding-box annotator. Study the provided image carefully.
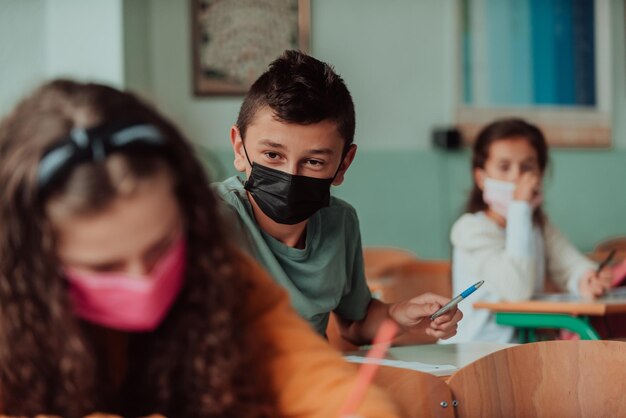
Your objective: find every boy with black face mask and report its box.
[214,50,463,345]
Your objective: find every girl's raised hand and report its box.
[513,172,542,204]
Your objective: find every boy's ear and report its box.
[474,168,486,190]
[230,125,248,173]
[332,144,357,186]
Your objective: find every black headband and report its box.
[37,123,167,194]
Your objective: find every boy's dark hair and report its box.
[466,117,549,225]
[236,50,355,146]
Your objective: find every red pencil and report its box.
[338,319,399,417]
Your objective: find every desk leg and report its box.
[495,313,601,341]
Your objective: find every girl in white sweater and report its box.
[447,118,613,343]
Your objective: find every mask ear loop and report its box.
[240,136,254,168]
[330,144,351,182]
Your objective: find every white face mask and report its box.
[482,177,543,217]
[482,178,515,217]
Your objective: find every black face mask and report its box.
[242,144,343,225]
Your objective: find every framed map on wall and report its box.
[191,0,310,96]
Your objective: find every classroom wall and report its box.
[1,0,624,259]
[310,0,625,258]
[205,147,626,260]
[123,0,153,96]
[0,0,46,116]
[45,0,124,86]
[141,0,626,258]
[0,0,125,117]
[138,0,456,151]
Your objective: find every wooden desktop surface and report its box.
[474,296,626,316]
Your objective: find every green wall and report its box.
[140,0,626,260]
[203,148,626,260]
[1,1,624,261]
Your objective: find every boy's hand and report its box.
[388,293,463,340]
[579,268,613,298]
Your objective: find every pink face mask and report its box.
[65,238,186,332]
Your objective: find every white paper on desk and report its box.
[532,293,579,301]
[532,288,626,301]
[343,355,457,374]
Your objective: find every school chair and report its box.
[362,246,420,281]
[377,259,452,302]
[589,237,626,271]
[447,340,626,418]
[374,365,455,418]
[375,259,452,346]
[594,236,626,253]
[328,254,453,349]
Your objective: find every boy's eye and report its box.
[306,159,324,167]
[498,163,509,171]
[264,152,281,160]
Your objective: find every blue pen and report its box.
[430,280,484,321]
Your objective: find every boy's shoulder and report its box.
[212,176,246,202]
[329,195,355,210]
[321,196,361,235]
[327,195,358,218]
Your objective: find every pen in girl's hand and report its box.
[597,249,617,274]
[430,280,484,321]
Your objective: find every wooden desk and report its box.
[474,298,626,315]
[345,342,515,378]
[474,289,626,341]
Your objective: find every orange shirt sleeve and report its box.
[241,254,400,418]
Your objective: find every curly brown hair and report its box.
[0,80,277,417]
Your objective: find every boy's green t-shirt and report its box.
[213,176,372,336]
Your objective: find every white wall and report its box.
[147,0,243,152]
[0,0,624,258]
[3,0,621,149]
[310,0,456,151]
[143,0,456,151]
[123,0,152,97]
[0,0,125,117]
[0,0,46,117]
[45,0,124,87]
[142,0,626,151]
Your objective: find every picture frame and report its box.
[191,0,310,96]
[455,0,612,148]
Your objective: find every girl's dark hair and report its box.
[0,80,276,417]
[236,49,355,146]
[465,118,549,225]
